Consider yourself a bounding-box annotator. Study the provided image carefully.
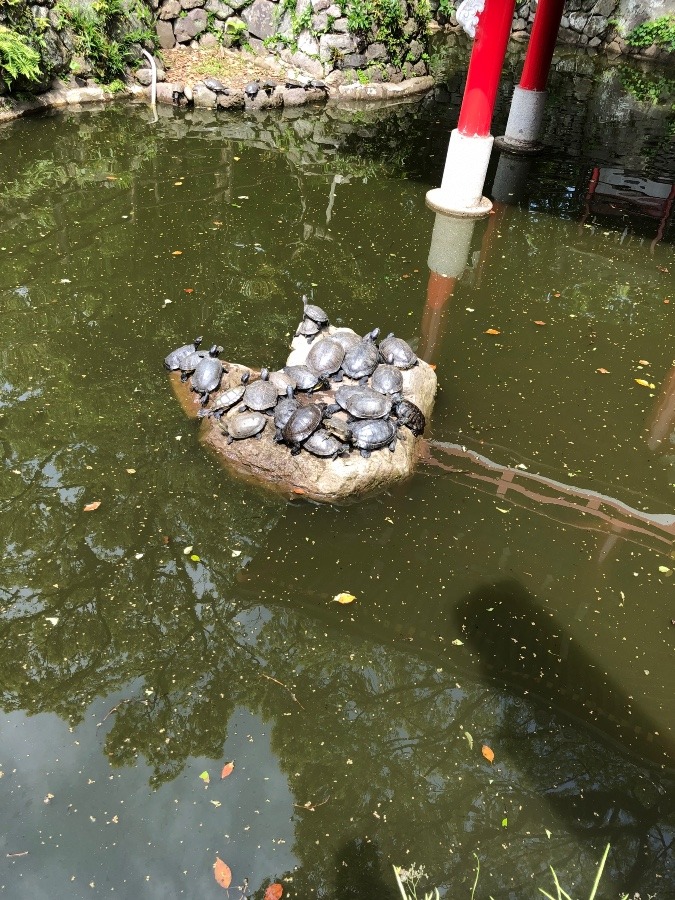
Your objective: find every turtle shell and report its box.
[371,364,403,396]
[282,404,323,446]
[296,317,320,338]
[164,336,203,370]
[212,384,246,413]
[340,387,391,419]
[273,393,299,431]
[306,337,345,378]
[349,418,396,451]
[342,335,380,380]
[302,295,329,325]
[379,333,417,369]
[192,357,224,395]
[179,349,207,373]
[303,429,345,458]
[394,399,426,436]
[268,369,296,395]
[284,365,322,391]
[331,329,361,353]
[245,81,259,98]
[203,77,227,93]
[243,378,277,411]
[225,411,266,440]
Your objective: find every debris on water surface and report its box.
[221,761,234,779]
[482,745,495,764]
[213,858,231,889]
[333,592,356,605]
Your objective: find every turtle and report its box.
[203,77,228,98]
[239,368,278,413]
[371,363,403,397]
[342,328,380,382]
[301,295,329,327]
[295,317,321,342]
[306,337,345,382]
[282,404,324,455]
[331,329,361,353]
[283,364,324,392]
[302,429,348,460]
[286,75,310,89]
[349,418,398,458]
[379,333,418,369]
[268,369,296,395]
[394,399,426,436]
[198,384,246,420]
[327,385,391,420]
[273,386,299,442]
[308,78,327,91]
[261,79,277,95]
[322,415,351,443]
[164,336,203,371]
[222,411,266,443]
[191,346,226,404]
[244,82,259,100]
[179,348,207,381]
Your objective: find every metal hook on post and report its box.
[140,48,158,123]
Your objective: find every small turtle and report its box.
[323,415,351,443]
[244,81,259,100]
[301,294,329,326]
[273,386,299,442]
[371,364,403,397]
[164,336,203,371]
[261,80,277,94]
[191,345,225,404]
[331,329,361,353]
[283,364,324,392]
[342,328,380,382]
[282,404,324,455]
[306,337,345,381]
[328,385,391,420]
[303,429,347,460]
[222,411,266,443]
[394,399,426,436]
[268,369,296,395]
[295,317,321,342]
[379,333,418,370]
[240,368,278,413]
[308,78,327,91]
[203,77,228,97]
[349,418,397,458]
[179,348,207,381]
[199,384,246,420]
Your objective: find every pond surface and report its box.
[1,38,675,899]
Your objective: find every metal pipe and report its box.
[140,48,157,115]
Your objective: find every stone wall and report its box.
[153,0,430,82]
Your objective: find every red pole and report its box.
[457,0,517,137]
[520,0,566,91]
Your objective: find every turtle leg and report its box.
[358,376,369,386]
[360,449,370,459]
[274,429,283,442]
[227,435,234,444]
[180,372,189,382]
[256,431,263,440]
[332,371,343,382]
[196,409,210,419]
[200,392,209,406]
[290,445,301,456]
[324,403,339,416]
[389,437,397,452]
[239,405,247,413]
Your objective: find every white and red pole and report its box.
[427,0,516,218]
[496,0,565,153]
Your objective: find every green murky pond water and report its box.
[1,39,674,898]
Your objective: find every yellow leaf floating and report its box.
[635,379,656,389]
[199,771,210,784]
[333,592,356,605]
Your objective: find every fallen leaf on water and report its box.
[657,266,669,273]
[596,368,610,374]
[658,565,672,575]
[190,554,201,562]
[333,592,356,605]
[221,761,234,779]
[171,250,183,256]
[183,288,194,294]
[231,550,241,558]
[45,617,59,626]
[502,817,508,827]
[463,731,473,750]
[162,535,170,545]
[451,638,464,646]
[210,800,222,808]
[126,468,136,474]
[199,771,210,784]
[665,298,670,304]
[545,829,552,839]
[482,745,495,763]
[183,546,193,555]
[213,858,231,889]
[106,176,117,181]
[638,360,650,366]
[264,884,284,900]
[635,379,656,389]
[83,501,101,512]
[174,181,183,186]
[484,328,501,335]
[533,320,546,326]
[496,507,509,514]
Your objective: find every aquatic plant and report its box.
[0,24,41,86]
[626,14,675,52]
[393,864,440,900]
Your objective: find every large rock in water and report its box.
[171,326,437,502]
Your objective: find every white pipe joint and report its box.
[427,213,476,279]
[501,86,547,148]
[426,129,493,218]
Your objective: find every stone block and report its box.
[135,67,154,86]
[206,0,233,18]
[156,20,176,48]
[591,0,616,15]
[188,7,208,27]
[181,0,204,8]
[341,52,366,68]
[312,11,329,30]
[217,89,245,108]
[332,16,349,32]
[241,0,277,39]
[320,33,356,61]
[193,83,218,106]
[199,32,219,46]
[407,39,423,62]
[365,41,388,61]
[282,87,309,106]
[312,0,330,9]
[159,0,181,18]
[403,17,417,38]
[174,16,200,42]
[156,81,183,103]
[298,29,320,56]
[327,3,341,15]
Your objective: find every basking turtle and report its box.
[240,368,277,413]
[331,329,361,353]
[295,317,321,342]
[379,333,418,369]
[191,346,225,404]
[261,79,277,95]
[301,295,329,327]
[322,415,351,444]
[203,77,228,98]
[282,404,324,455]
[371,364,403,397]
[327,385,391,420]
[268,369,296,395]
[342,328,380,382]
[308,78,327,91]
[273,386,299,442]
[283,364,324,392]
[349,418,397,458]
[394,399,426,436]
[244,82,259,100]
[164,336,203,371]
[199,384,245,420]
[179,348,207,382]
[306,337,345,382]
[303,429,347,460]
[222,410,266,443]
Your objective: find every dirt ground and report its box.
[160,46,286,90]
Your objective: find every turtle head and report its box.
[260,368,269,380]
[241,371,250,385]
[208,345,220,357]
[193,336,204,349]
[367,328,380,342]
[285,384,294,398]
[301,294,308,309]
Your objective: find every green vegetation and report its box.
[53,0,155,83]
[0,24,41,86]
[393,865,440,900]
[437,0,455,19]
[619,64,675,116]
[626,14,675,52]
[347,0,429,67]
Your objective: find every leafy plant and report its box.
[538,844,610,900]
[0,25,41,86]
[393,864,440,900]
[626,14,675,51]
[437,0,455,19]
